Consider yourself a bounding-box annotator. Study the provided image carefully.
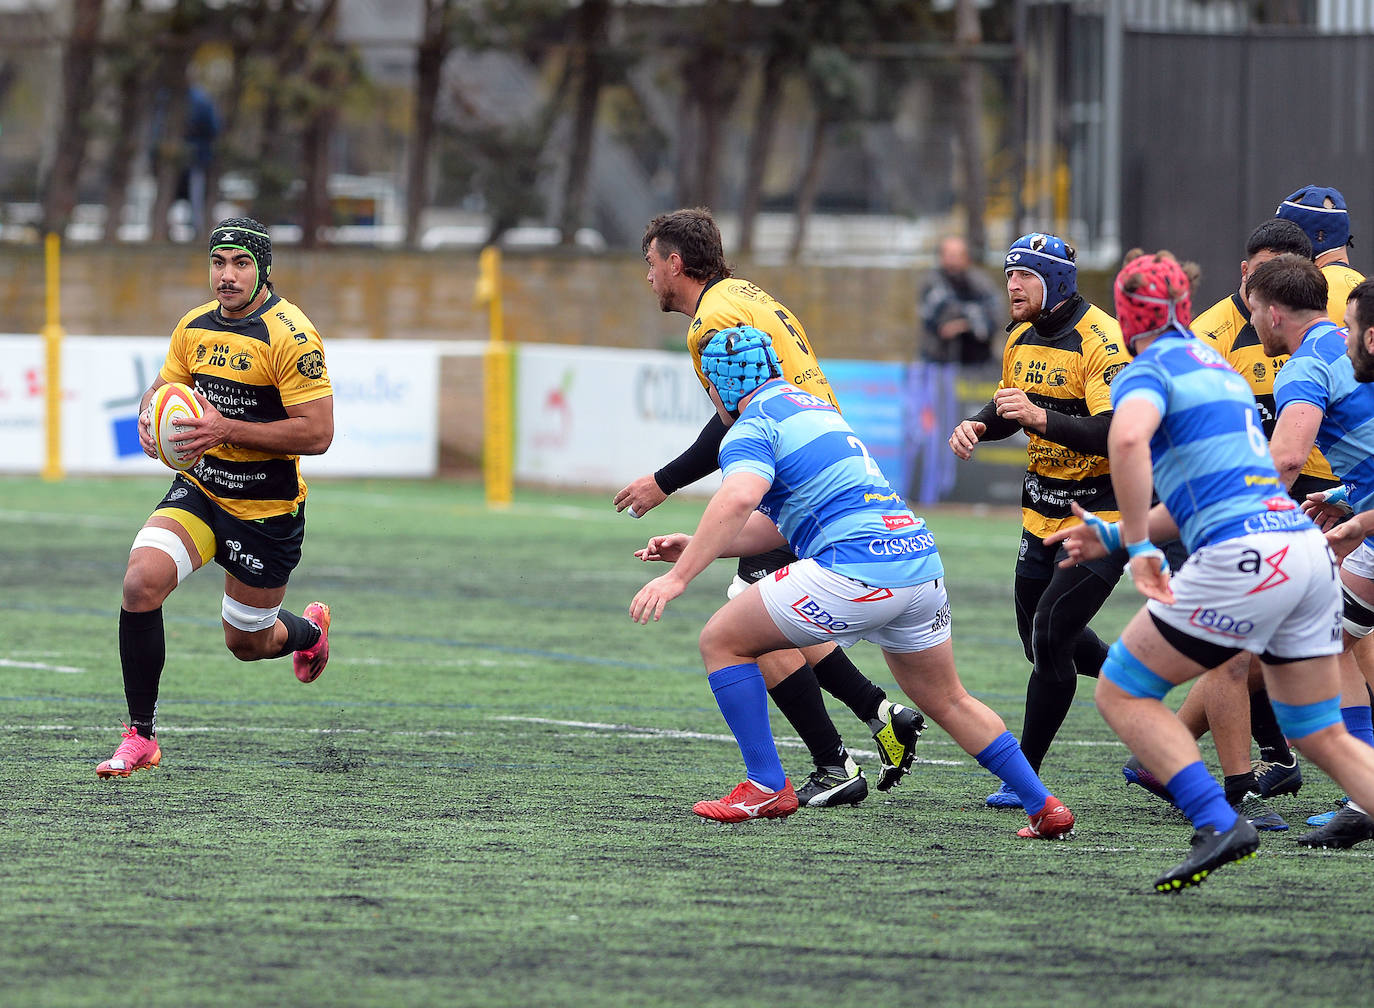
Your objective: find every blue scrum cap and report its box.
[700,325,782,413]
[1276,185,1351,255]
[1004,232,1077,310]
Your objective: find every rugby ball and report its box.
[149,382,204,472]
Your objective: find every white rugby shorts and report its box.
[755,558,951,653]
[1147,528,1342,660]
[1341,539,1374,581]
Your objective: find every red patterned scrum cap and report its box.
[1114,253,1193,344]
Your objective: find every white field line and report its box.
[0,509,131,531]
[15,724,460,736]
[493,715,969,765]
[0,659,85,674]
[15,723,1374,859]
[3,714,1123,763]
[9,716,966,765]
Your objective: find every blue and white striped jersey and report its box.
[1111,327,1311,552]
[718,380,943,587]
[1274,319,1374,519]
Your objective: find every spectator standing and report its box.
[906,236,1003,505]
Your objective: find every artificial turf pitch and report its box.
[2,475,1371,1007]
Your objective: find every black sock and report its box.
[811,648,886,723]
[768,664,845,768]
[1251,689,1293,763]
[1224,772,1258,805]
[271,608,322,658]
[1019,675,1077,773]
[119,607,165,738]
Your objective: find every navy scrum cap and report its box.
[700,325,782,412]
[1005,232,1077,310]
[1276,186,1351,255]
[210,217,273,300]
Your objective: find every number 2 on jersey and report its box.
[847,435,883,478]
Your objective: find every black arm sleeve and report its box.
[966,400,1021,441]
[1042,409,1113,456]
[654,414,729,495]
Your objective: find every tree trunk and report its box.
[671,86,695,207]
[206,8,265,235]
[737,45,787,257]
[299,0,342,249]
[406,0,454,248]
[253,5,301,228]
[788,113,829,263]
[956,0,987,261]
[558,0,609,246]
[41,0,105,237]
[99,1,149,243]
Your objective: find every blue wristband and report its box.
[1081,509,1123,553]
[1125,539,1155,558]
[1126,538,1169,574]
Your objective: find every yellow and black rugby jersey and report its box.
[159,293,332,520]
[1193,292,1333,482]
[687,277,838,409]
[1000,301,1125,537]
[1323,261,1365,326]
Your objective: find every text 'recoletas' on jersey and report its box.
[159,294,332,520]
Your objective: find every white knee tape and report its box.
[221,595,282,633]
[131,526,194,584]
[727,575,751,601]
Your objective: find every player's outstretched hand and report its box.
[614,474,668,519]
[1128,553,1174,604]
[1044,501,1112,567]
[1303,486,1352,531]
[634,533,690,563]
[948,419,986,460]
[630,573,686,624]
[1326,519,1369,563]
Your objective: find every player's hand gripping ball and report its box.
[149,382,204,471]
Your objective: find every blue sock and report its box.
[975,731,1050,811]
[1166,761,1238,834]
[1341,705,1374,747]
[708,663,786,791]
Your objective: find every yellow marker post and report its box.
[41,232,65,481]
[477,245,513,509]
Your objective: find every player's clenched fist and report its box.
[948,419,986,460]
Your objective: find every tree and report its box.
[406,0,460,248]
[41,0,105,237]
[955,0,987,261]
[789,46,860,262]
[557,0,611,247]
[247,1,316,229]
[736,18,801,258]
[99,0,153,242]
[675,0,746,209]
[430,0,569,245]
[145,0,217,242]
[297,0,343,248]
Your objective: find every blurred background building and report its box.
[1,0,1372,304]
